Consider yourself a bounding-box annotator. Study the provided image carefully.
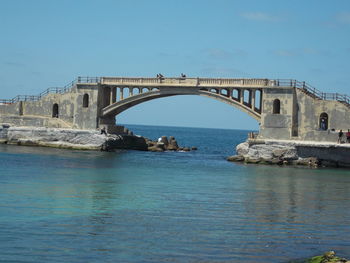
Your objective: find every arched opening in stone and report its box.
[142,88,149,93]
[220,89,229,97]
[243,90,251,106]
[123,88,130,99]
[83,94,89,108]
[210,88,219,94]
[232,89,239,101]
[254,90,262,112]
[133,88,140,95]
[273,99,281,114]
[319,112,328,130]
[52,103,59,118]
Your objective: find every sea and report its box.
[0,124,349,263]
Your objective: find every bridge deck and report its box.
[0,77,349,107]
[100,77,276,88]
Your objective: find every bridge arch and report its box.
[101,88,262,121]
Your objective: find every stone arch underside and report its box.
[101,90,261,121]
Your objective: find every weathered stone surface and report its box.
[227,155,244,162]
[236,142,249,156]
[168,136,179,149]
[160,136,169,146]
[148,145,165,152]
[245,157,261,164]
[230,140,350,168]
[0,126,148,151]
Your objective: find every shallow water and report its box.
[0,125,349,262]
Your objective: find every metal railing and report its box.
[275,79,350,106]
[0,77,100,104]
[0,76,349,106]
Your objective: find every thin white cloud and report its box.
[241,12,280,22]
[273,48,330,57]
[204,48,248,60]
[200,67,249,77]
[274,50,297,57]
[206,48,233,59]
[3,61,25,67]
[335,11,350,24]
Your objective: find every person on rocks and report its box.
[338,129,343,143]
[346,129,350,143]
[100,127,107,136]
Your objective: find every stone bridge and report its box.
[1,76,349,142]
[99,77,266,122]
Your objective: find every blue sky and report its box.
[1,0,349,129]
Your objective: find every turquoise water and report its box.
[0,125,350,262]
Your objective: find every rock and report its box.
[167,144,178,151]
[147,141,156,147]
[260,158,283,165]
[0,126,148,151]
[320,160,339,168]
[294,157,319,167]
[167,137,179,151]
[227,155,244,162]
[160,136,169,146]
[272,147,298,160]
[183,147,190,152]
[148,145,164,152]
[191,146,198,150]
[236,142,249,156]
[156,142,165,150]
[245,157,260,164]
[104,134,148,151]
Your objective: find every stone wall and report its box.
[259,87,295,139]
[259,87,350,142]
[0,83,102,130]
[0,102,21,115]
[296,89,350,141]
[73,84,100,130]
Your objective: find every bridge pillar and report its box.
[239,89,244,104]
[251,90,255,110]
[110,87,116,105]
[120,88,124,100]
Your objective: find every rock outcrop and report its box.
[0,125,147,151]
[228,140,350,168]
[145,136,197,152]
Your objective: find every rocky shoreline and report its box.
[0,125,197,152]
[0,125,148,151]
[227,140,350,168]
